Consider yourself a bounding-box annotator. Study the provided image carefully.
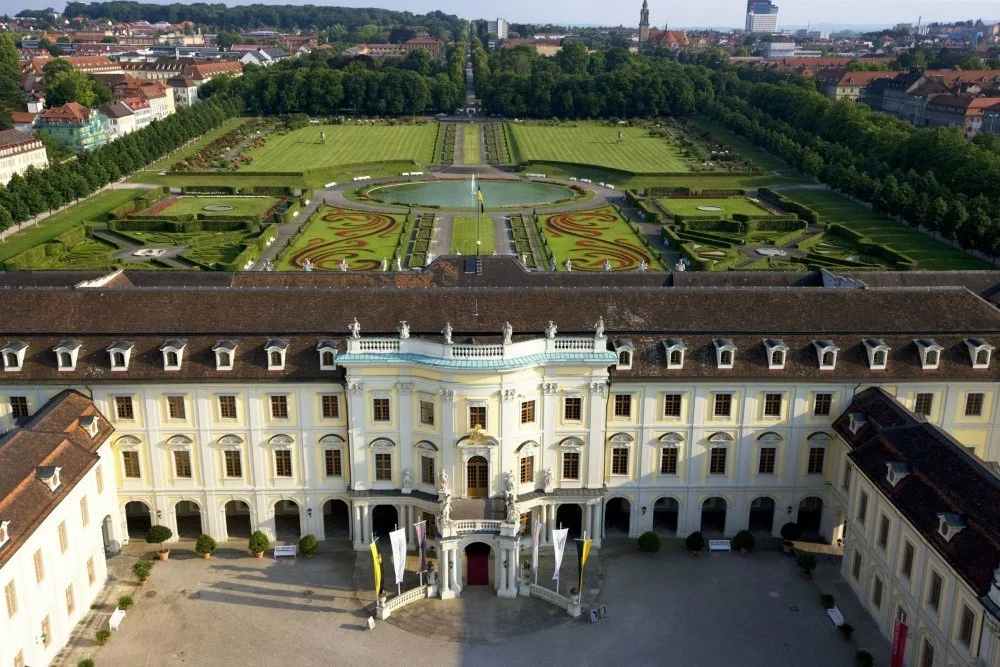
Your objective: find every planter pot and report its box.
[839,630,853,641]
[304,553,314,559]
[803,571,813,581]
[690,550,701,557]
[202,553,211,560]
[739,548,748,555]
[782,540,794,554]
[156,549,170,561]
[254,551,264,559]
[138,580,147,587]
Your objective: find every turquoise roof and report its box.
[337,351,618,370]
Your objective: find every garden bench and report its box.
[402,172,410,177]
[827,607,845,627]
[109,608,126,631]
[411,172,423,176]
[324,182,337,188]
[274,545,297,558]
[708,539,731,552]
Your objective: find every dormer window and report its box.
[613,340,634,370]
[937,513,966,542]
[714,338,736,369]
[212,340,237,371]
[849,412,868,435]
[37,466,62,492]
[2,341,27,372]
[0,520,8,548]
[813,340,839,370]
[886,461,911,487]
[915,339,943,370]
[79,415,99,438]
[265,339,289,371]
[160,339,187,371]
[53,340,81,371]
[966,338,994,369]
[763,338,789,370]
[106,342,134,371]
[863,338,890,370]
[663,339,686,370]
[317,340,338,370]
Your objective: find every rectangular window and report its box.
[115,395,134,420]
[33,550,44,583]
[965,392,984,417]
[321,394,340,419]
[4,581,16,618]
[709,447,727,475]
[763,393,782,418]
[852,551,862,581]
[80,496,89,526]
[58,521,68,553]
[758,447,776,474]
[9,396,28,419]
[173,451,192,478]
[813,393,832,417]
[663,393,682,418]
[901,540,914,579]
[714,393,732,418]
[326,450,342,477]
[928,571,943,611]
[807,447,826,475]
[274,450,292,477]
[959,605,975,647]
[520,455,533,484]
[564,397,582,421]
[419,400,434,426]
[166,395,185,420]
[374,453,392,481]
[914,393,934,416]
[468,405,487,430]
[87,556,95,585]
[613,394,632,418]
[96,466,103,494]
[857,491,869,525]
[373,398,391,422]
[520,400,535,424]
[270,395,289,419]
[842,464,852,491]
[218,395,237,420]
[122,451,140,478]
[660,448,678,475]
[65,584,75,614]
[224,450,242,478]
[611,447,629,475]
[421,455,435,485]
[872,577,883,609]
[41,615,50,647]
[562,451,580,480]
[878,515,890,549]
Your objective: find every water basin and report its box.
[365,179,576,209]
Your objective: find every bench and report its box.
[827,607,845,627]
[109,607,126,631]
[708,539,732,552]
[274,545,297,558]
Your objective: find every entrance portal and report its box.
[556,503,583,538]
[701,497,727,535]
[224,500,251,539]
[798,497,824,539]
[371,505,399,544]
[467,455,488,498]
[749,497,776,534]
[124,501,151,538]
[175,500,202,538]
[323,499,350,540]
[274,500,301,540]
[653,498,679,535]
[465,542,491,586]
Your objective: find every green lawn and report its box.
[461,124,481,165]
[242,124,437,173]
[540,206,663,271]
[276,207,406,271]
[692,117,804,178]
[660,197,774,217]
[146,196,280,218]
[450,216,494,254]
[508,123,690,173]
[25,238,123,270]
[142,117,249,173]
[780,189,990,270]
[0,189,142,264]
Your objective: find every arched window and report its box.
[322,350,335,366]
[59,352,72,368]
[270,350,282,366]
[166,351,179,367]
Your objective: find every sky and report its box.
[8,0,1000,29]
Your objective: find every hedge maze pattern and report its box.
[543,208,655,271]
[287,209,401,271]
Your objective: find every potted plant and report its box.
[855,650,873,667]
[117,595,134,611]
[249,530,269,558]
[820,593,835,609]
[636,531,661,554]
[195,534,217,559]
[732,530,755,555]
[685,530,705,556]
[839,623,854,640]
[299,534,319,558]
[132,559,153,586]
[797,553,817,580]
[95,629,111,646]
[79,660,96,667]
[780,522,801,554]
[146,525,173,561]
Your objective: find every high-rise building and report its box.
[487,18,509,40]
[745,0,779,33]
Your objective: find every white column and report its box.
[406,506,415,547]
[547,503,555,543]
[439,548,450,597]
[593,502,603,543]
[353,505,362,547]
[585,503,593,539]
[362,505,370,542]
[499,548,508,593]
[451,546,461,594]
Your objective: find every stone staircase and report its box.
[450,497,505,521]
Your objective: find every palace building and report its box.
[2,258,1000,617]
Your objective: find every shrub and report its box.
[299,534,319,556]
[797,553,818,573]
[145,525,172,547]
[95,629,111,645]
[685,531,705,552]
[78,660,96,667]
[780,522,802,540]
[117,595,134,610]
[820,593,835,609]
[248,531,270,554]
[839,623,854,639]
[195,534,217,555]
[732,530,755,552]
[636,531,661,553]
[132,559,153,582]
[855,650,873,667]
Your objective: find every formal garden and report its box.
[276,207,408,271]
[536,206,665,271]
[450,216,495,255]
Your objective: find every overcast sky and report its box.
[9,0,1000,29]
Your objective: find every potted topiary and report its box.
[195,534,217,560]
[820,593,835,609]
[78,660,95,667]
[299,534,319,558]
[117,595,134,611]
[855,650,873,667]
[797,553,818,580]
[732,530,755,555]
[780,522,801,554]
[839,623,854,640]
[146,525,173,561]
[248,530,269,559]
[685,530,705,556]
[636,531,661,554]
[132,559,153,586]
[95,629,111,646]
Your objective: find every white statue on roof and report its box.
[348,318,361,339]
[302,258,313,272]
[398,321,410,339]
[563,258,572,271]
[545,320,557,339]
[502,321,513,345]
[594,316,605,339]
[442,322,453,344]
[603,259,612,272]
[380,257,388,271]
[393,257,402,271]
[338,259,348,272]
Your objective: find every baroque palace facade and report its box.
[2,258,1000,663]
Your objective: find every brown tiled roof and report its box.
[833,388,1000,595]
[0,390,114,568]
[0,129,42,151]
[40,102,91,124]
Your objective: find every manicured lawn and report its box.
[540,206,663,271]
[508,123,690,173]
[461,124,481,165]
[27,238,122,270]
[144,196,281,218]
[276,207,406,271]
[450,216,494,255]
[0,189,142,264]
[242,124,437,173]
[660,197,774,217]
[781,189,990,270]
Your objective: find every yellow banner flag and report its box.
[577,538,592,593]
[369,541,383,596]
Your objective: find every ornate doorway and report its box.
[467,456,488,498]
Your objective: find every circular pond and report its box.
[203,205,234,212]
[696,205,724,211]
[365,179,577,209]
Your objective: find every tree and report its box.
[88,75,114,105]
[388,27,415,44]
[215,31,242,50]
[39,38,65,57]
[0,34,22,109]
[45,69,98,107]
[0,108,12,131]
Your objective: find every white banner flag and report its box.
[532,517,542,572]
[552,528,569,581]
[389,527,407,585]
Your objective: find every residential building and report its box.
[745,0,779,33]
[182,61,243,87]
[899,78,952,126]
[984,103,1000,133]
[345,38,445,60]
[488,18,509,40]
[499,39,564,56]
[238,48,289,68]
[762,40,797,58]
[9,111,38,134]
[121,97,152,130]
[34,103,109,153]
[0,129,47,186]
[166,77,199,107]
[924,95,1000,135]
[817,70,900,101]
[97,101,137,138]
[21,55,122,90]
[0,391,121,667]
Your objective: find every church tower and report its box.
[639,0,650,43]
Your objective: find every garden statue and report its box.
[439,488,452,525]
[492,250,498,256]
[603,259,612,272]
[393,257,402,271]
[506,496,518,523]
[521,253,528,265]
[398,320,410,339]
[442,322,453,344]
[550,258,557,271]
[545,320,557,339]
[563,258,572,271]
[637,260,648,272]
[521,560,532,585]
[401,469,413,491]
[456,250,462,255]
[438,470,450,495]
[594,316,606,339]
[502,321,513,345]
[339,259,348,272]
[380,257,388,271]
[348,318,361,339]
[425,252,434,266]
[302,258,313,272]
[263,259,274,271]
[675,261,686,272]
[543,468,554,492]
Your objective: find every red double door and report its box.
[466,544,490,586]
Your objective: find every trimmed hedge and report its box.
[826,224,917,270]
[182,185,237,195]
[757,187,820,225]
[109,218,254,233]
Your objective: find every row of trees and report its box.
[0,95,243,231]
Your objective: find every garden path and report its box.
[90,226,189,269]
[493,216,512,255]
[253,194,326,270]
